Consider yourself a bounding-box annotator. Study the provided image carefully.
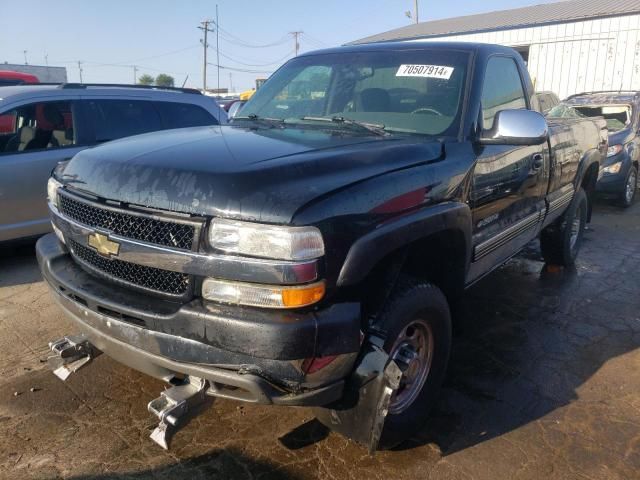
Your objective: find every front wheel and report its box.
[376,279,452,449]
[540,187,588,267]
[620,165,637,208]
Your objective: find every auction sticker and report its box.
[396,64,454,80]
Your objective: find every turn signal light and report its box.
[202,279,325,309]
[282,283,326,308]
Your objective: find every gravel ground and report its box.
[0,201,638,480]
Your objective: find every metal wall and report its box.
[411,14,640,99]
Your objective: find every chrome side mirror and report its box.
[480,109,549,146]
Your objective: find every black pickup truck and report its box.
[37,42,607,452]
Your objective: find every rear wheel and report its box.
[620,166,637,208]
[540,187,588,267]
[376,279,452,449]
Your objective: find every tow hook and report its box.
[147,376,210,449]
[48,334,102,381]
[313,335,403,454]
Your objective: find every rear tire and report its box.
[540,187,588,267]
[620,166,637,208]
[376,278,452,450]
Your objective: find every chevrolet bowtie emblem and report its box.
[87,232,120,258]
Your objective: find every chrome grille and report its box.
[69,240,190,296]
[59,193,198,251]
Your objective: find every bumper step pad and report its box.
[148,376,211,449]
[48,334,102,381]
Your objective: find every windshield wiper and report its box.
[299,116,387,136]
[232,114,285,126]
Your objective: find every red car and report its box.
[0,70,39,86]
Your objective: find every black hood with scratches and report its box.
[60,125,443,224]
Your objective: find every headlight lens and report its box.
[607,144,623,157]
[603,161,622,174]
[47,177,62,207]
[202,278,325,308]
[208,219,324,261]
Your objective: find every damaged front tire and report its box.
[376,279,452,449]
[314,278,452,453]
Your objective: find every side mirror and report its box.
[479,109,548,146]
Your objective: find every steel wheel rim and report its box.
[388,319,434,414]
[626,171,636,204]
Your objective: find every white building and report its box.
[353,0,640,99]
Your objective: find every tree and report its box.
[155,74,175,87]
[138,74,154,86]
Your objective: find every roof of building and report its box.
[351,0,640,44]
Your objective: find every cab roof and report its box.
[298,41,518,58]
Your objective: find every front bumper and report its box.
[37,233,361,406]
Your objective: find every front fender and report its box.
[336,202,472,287]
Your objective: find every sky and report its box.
[1,0,562,92]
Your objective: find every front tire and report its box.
[376,279,452,449]
[620,165,637,208]
[540,187,588,267]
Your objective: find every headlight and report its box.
[607,144,623,157]
[47,177,62,208]
[603,161,622,174]
[202,278,325,308]
[208,218,324,261]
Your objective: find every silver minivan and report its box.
[0,84,226,242]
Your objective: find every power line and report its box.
[216,27,289,49]
[207,62,272,74]
[217,50,293,67]
[301,33,328,48]
[121,45,200,64]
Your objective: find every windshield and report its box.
[237,49,470,137]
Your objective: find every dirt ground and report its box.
[0,201,638,480]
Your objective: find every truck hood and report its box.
[61,125,443,223]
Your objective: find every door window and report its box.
[86,99,163,142]
[481,57,527,130]
[0,101,76,154]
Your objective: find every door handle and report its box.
[531,153,544,171]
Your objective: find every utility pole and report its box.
[216,5,220,92]
[198,19,214,91]
[23,50,28,65]
[290,31,303,56]
[77,61,83,83]
[133,65,138,84]
[44,54,48,66]
[414,0,419,24]
[229,72,233,92]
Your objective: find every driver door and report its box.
[467,56,549,283]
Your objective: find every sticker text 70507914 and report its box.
[396,64,454,80]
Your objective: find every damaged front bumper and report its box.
[37,233,361,407]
